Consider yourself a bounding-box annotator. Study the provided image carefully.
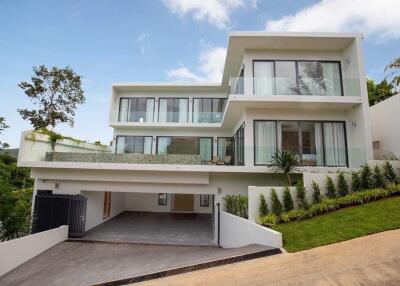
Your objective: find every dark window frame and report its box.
[252,60,344,97]
[253,119,348,167]
[118,97,155,122]
[200,194,209,207]
[158,193,168,206]
[192,98,227,123]
[157,97,189,123]
[115,135,153,154]
[233,124,245,166]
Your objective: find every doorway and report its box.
[173,194,194,212]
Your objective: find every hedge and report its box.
[257,184,400,228]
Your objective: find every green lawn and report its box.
[274,196,400,253]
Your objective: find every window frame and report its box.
[157,97,189,123]
[217,137,235,164]
[199,194,209,207]
[118,97,155,122]
[192,98,227,123]
[253,119,348,167]
[158,193,168,206]
[252,60,344,97]
[115,135,153,154]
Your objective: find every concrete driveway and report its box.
[137,229,400,286]
[78,211,215,246]
[0,242,274,286]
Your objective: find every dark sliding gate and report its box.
[32,194,87,237]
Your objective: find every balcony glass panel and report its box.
[158,98,189,123]
[116,136,152,154]
[118,98,154,123]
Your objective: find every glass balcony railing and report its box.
[193,112,224,123]
[230,77,361,97]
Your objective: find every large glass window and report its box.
[118,98,154,122]
[253,60,342,96]
[233,125,244,166]
[193,98,227,123]
[254,120,347,167]
[116,136,152,154]
[254,121,276,165]
[156,136,213,162]
[158,98,189,123]
[217,137,234,165]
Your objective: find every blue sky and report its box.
[1,0,399,147]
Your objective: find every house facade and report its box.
[18,32,373,247]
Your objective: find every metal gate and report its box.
[32,194,87,237]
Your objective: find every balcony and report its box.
[229,77,361,97]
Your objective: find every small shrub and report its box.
[270,188,283,215]
[325,176,336,198]
[311,181,322,204]
[283,186,294,212]
[223,194,248,218]
[383,161,399,184]
[295,181,308,209]
[360,164,373,190]
[337,171,349,197]
[257,213,278,228]
[373,165,385,188]
[259,194,269,216]
[352,171,362,192]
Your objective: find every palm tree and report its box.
[385,57,400,93]
[270,150,299,186]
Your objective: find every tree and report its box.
[367,79,395,106]
[383,161,399,184]
[283,186,294,212]
[360,164,373,190]
[311,181,322,204]
[18,65,85,130]
[259,194,269,216]
[385,57,400,93]
[271,150,299,186]
[337,171,349,197]
[270,189,283,215]
[373,165,385,188]
[295,181,308,209]
[325,176,336,198]
[351,171,362,192]
[0,117,9,150]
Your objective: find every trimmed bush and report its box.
[383,161,399,184]
[337,171,349,197]
[223,194,248,218]
[373,165,385,189]
[259,193,269,216]
[283,186,294,212]
[312,181,322,204]
[325,176,336,198]
[257,184,400,227]
[270,188,283,215]
[257,213,278,228]
[360,164,373,190]
[295,181,308,209]
[352,171,362,192]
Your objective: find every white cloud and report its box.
[166,47,227,82]
[162,0,257,29]
[136,32,152,54]
[265,0,400,40]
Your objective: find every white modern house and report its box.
[18,32,373,248]
[370,94,400,160]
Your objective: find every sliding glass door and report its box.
[192,98,227,123]
[118,98,154,122]
[158,98,189,123]
[217,137,234,164]
[254,120,347,166]
[116,136,152,154]
[156,137,213,162]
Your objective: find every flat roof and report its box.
[113,32,362,92]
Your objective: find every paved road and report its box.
[0,242,271,286]
[137,229,400,286]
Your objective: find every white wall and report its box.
[219,211,282,248]
[370,95,400,159]
[248,186,296,223]
[18,131,110,164]
[0,226,68,277]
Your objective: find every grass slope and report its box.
[275,196,400,252]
